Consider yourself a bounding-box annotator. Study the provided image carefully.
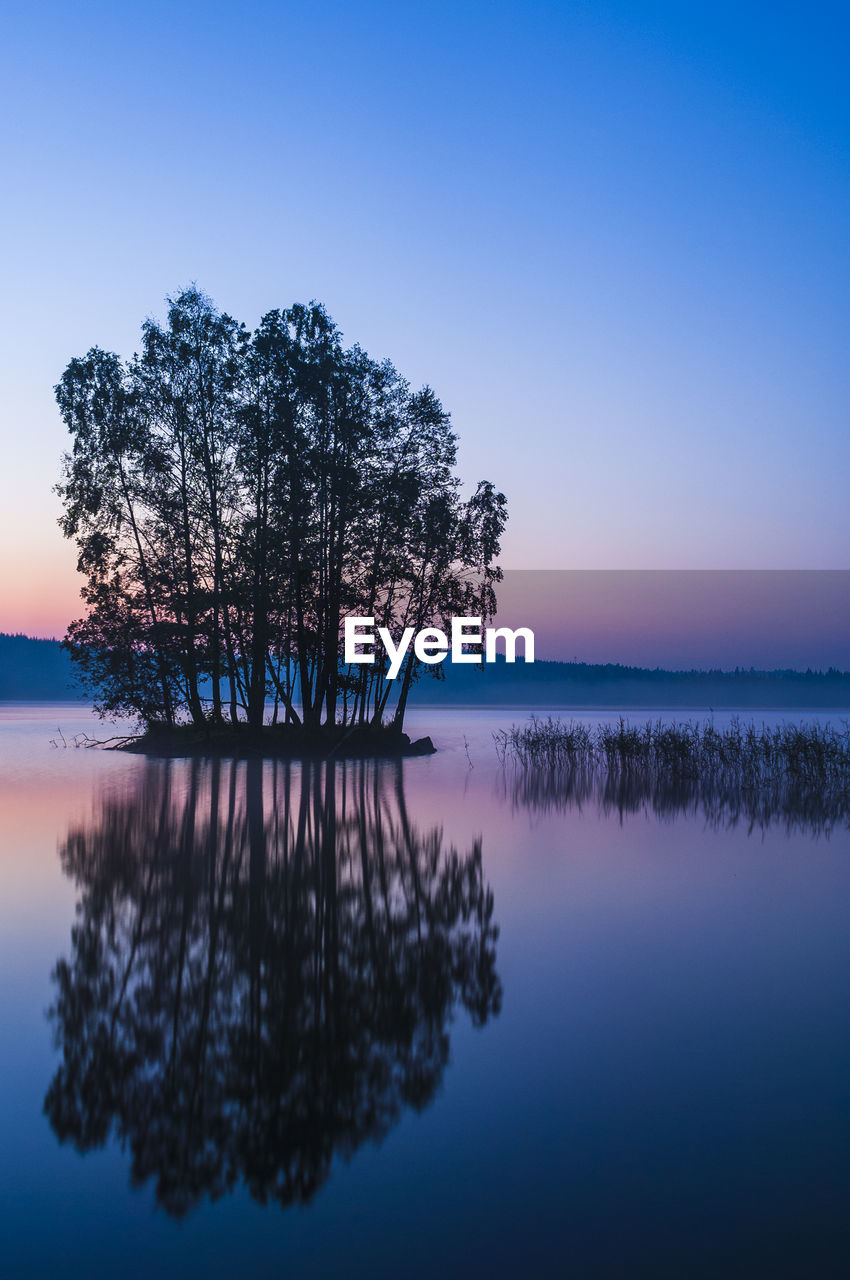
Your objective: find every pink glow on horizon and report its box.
[1,549,83,639]
[493,571,850,670]
[3,567,849,671]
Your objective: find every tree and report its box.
[56,288,507,732]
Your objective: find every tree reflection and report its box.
[45,758,500,1217]
[501,764,848,836]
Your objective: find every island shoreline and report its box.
[114,723,437,760]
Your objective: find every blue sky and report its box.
[1,0,848,634]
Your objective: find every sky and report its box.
[1,0,848,644]
[496,571,850,668]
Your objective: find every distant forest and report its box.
[0,634,77,700]
[3,633,850,709]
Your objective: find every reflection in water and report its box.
[45,758,500,1217]
[502,764,850,836]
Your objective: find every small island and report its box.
[118,721,436,760]
[55,289,506,756]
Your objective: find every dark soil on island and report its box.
[116,722,437,760]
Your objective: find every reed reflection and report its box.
[44,758,500,1217]
[501,765,849,835]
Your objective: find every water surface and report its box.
[1,704,849,1278]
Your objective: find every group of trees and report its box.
[56,288,507,730]
[45,757,501,1215]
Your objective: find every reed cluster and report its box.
[494,716,850,791]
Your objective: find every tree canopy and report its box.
[56,287,507,730]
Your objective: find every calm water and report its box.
[1,704,849,1278]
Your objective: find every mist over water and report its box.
[2,705,850,1277]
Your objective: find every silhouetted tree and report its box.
[44,757,501,1216]
[56,289,507,730]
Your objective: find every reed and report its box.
[493,716,850,834]
[494,715,850,793]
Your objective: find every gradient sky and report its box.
[496,571,850,668]
[1,1,849,640]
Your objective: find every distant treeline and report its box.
[410,657,850,708]
[0,633,76,700]
[4,633,850,708]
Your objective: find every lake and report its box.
[1,703,849,1278]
